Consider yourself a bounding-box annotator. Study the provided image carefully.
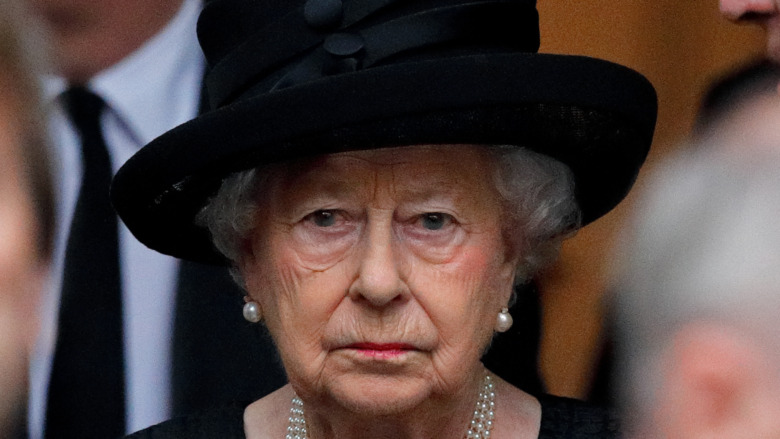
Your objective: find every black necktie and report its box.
[46,87,125,438]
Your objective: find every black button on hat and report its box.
[323,32,364,57]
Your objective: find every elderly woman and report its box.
[113,0,656,437]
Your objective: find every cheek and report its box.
[266,242,352,318]
[248,238,354,370]
[412,235,513,352]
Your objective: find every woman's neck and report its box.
[303,386,482,439]
[244,370,542,439]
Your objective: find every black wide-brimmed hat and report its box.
[111,0,657,265]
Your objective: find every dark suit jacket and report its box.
[170,261,287,416]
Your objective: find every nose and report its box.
[348,217,407,307]
[720,0,778,22]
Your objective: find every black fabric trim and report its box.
[124,402,248,439]
[538,395,621,439]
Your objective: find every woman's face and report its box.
[241,145,519,415]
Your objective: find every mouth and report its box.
[340,342,417,359]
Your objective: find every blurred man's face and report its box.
[26,0,184,82]
[720,0,780,62]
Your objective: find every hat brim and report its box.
[111,52,657,264]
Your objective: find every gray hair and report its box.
[197,145,581,287]
[611,137,780,429]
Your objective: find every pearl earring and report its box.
[242,297,262,323]
[495,307,513,333]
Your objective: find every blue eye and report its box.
[421,213,450,230]
[310,210,336,227]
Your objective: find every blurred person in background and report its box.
[0,0,54,435]
[696,0,780,128]
[720,0,780,63]
[27,0,285,437]
[695,60,780,130]
[611,91,780,439]
[587,0,780,406]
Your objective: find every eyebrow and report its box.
[285,176,360,201]
[396,183,461,203]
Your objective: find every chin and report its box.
[327,374,433,416]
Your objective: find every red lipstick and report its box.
[344,342,415,358]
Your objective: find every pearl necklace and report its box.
[285,371,495,439]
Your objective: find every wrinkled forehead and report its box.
[285,144,493,182]
[311,144,491,169]
[264,144,499,203]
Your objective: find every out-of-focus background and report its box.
[535,1,765,398]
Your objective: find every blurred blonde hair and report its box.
[0,0,53,259]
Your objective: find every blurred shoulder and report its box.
[537,394,621,439]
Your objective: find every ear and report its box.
[652,322,778,439]
[496,235,521,284]
[495,253,519,306]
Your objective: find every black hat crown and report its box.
[200,0,540,110]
